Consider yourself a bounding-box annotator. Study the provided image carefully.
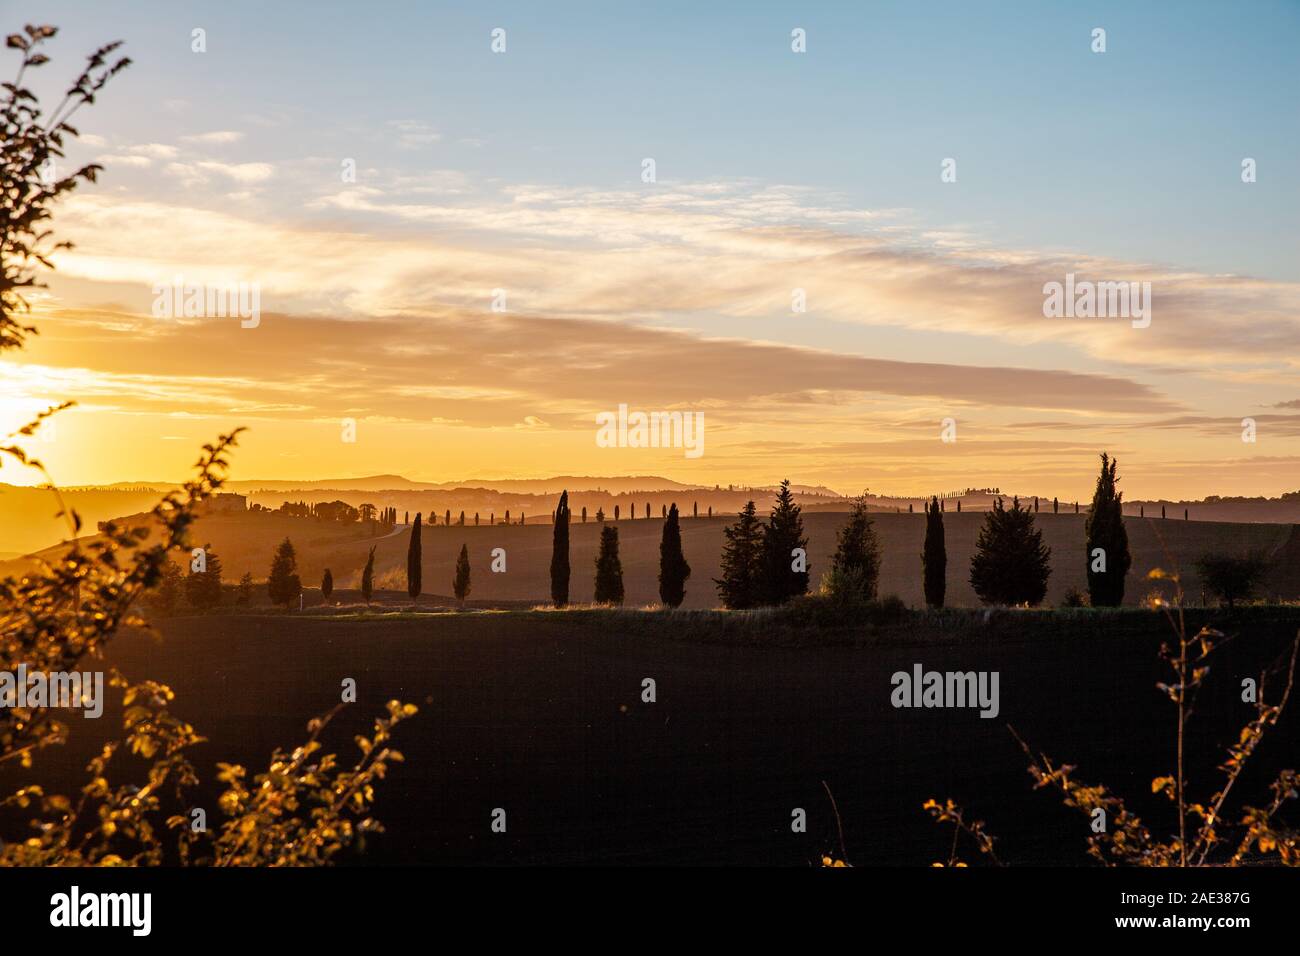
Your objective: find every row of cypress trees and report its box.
[273,453,1135,611]
[934,452,1132,607]
[708,453,1133,610]
[551,491,693,607]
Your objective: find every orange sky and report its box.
[4,14,1299,501]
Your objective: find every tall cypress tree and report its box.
[828,494,880,602]
[453,544,471,605]
[762,479,809,605]
[551,490,571,607]
[714,501,764,609]
[361,546,376,605]
[267,538,302,607]
[1085,452,1131,606]
[407,513,422,602]
[594,525,624,605]
[969,497,1051,606]
[658,503,691,607]
[922,496,946,608]
[320,568,333,604]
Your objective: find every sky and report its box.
[2,0,1299,499]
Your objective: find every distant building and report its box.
[203,493,247,514]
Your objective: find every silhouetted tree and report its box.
[186,545,223,609]
[445,509,451,527]
[594,525,624,604]
[551,490,570,607]
[658,503,690,607]
[361,546,376,605]
[454,544,471,605]
[1196,552,1270,609]
[581,506,587,523]
[1085,453,1131,607]
[715,501,764,610]
[321,568,333,604]
[761,479,809,605]
[826,495,879,603]
[267,537,302,607]
[407,513,422,602]
[235,571,253,606]
[1053,496,1059,514]
[922,496,946,608]
[969,497,1051,606]
[614,504,620,521]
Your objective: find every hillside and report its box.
[9,509,1295,609]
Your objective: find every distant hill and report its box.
[6,475,1299,562]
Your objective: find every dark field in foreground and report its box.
[15,607,1300,866]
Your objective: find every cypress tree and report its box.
[445,508,451,526]
[407,513,422,602]
[658,503,691,607]
[1085,452,1131,607]
[1053,496,1059,514]
[453,543,471,605]
[581,506,587,523]
[827,494,880,602]
[236,571,253,606]
[594,525,624,604]
[596,507,605,522]
[551,490,571,607]
[761,479,809,605]
[714,501,764,609]
[614,505,620,521]
[321,567,333,604]
[969,497,1051,606]
[361,546,376,605]
[922,496,946,608]
[267,537,302,607]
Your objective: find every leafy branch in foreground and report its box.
[0,24,415,867]
[925,567,1299,866]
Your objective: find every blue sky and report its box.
[38,0,1300,278]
